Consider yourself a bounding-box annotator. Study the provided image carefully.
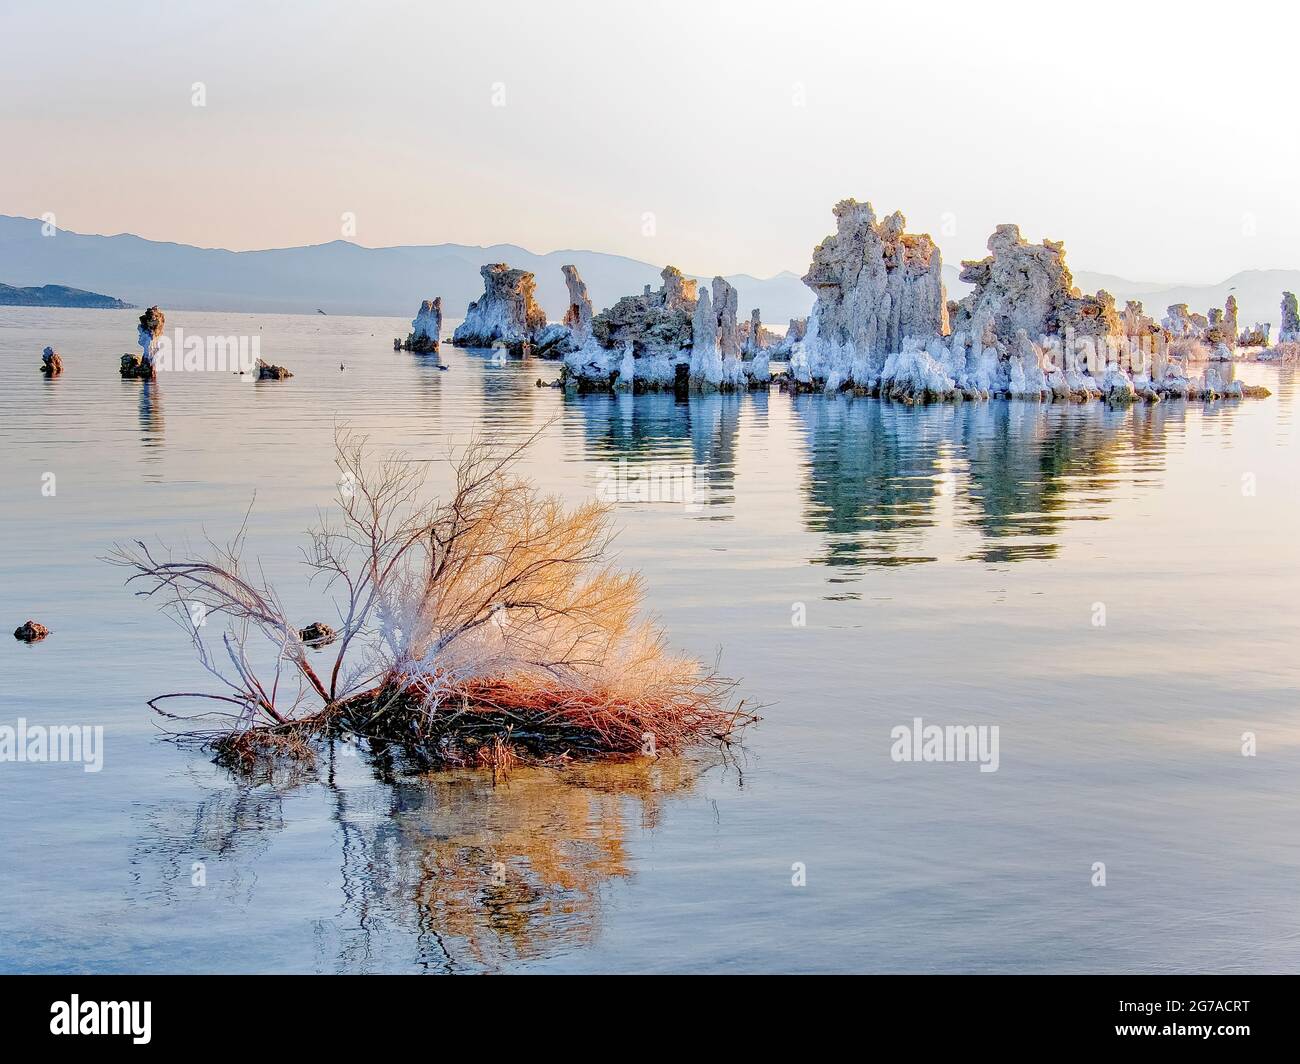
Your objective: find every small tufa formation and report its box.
[400,297,443,352]
[951,225,1121,348]
[40,346,64,377]
[1120,301,1162,344]
[739,308,779,358]
[688,285,722,388]
[256,359,293,380]
[1164,304,1210,339]
[769,317,807,359]
[712,277,740,361]
[1280,292,1300,344]
[679,277,755,393]
[13,620,49,643]
[533,264,594,358]
[710,277,747,390]
[564,266,774,393]
[452,264,547,354]
[1204,299,1238,349]
[561,264,594,343]
[1238,321,1271,347]
[591,265,698,356]
[299,621,337,648]
[121,305,165,379]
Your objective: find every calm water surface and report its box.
[2,308,1298,973]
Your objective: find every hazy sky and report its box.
[2,0,1296,283]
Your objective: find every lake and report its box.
[2,307,1298,973]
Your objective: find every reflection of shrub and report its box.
[111,429,753,770]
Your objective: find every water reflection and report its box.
[958,403,1131,563]
[472,350,542,433]
[136,381,164,454]
[794,399,1187,569]
[132,754,709,973]
[795,397,944,569]
[562,392,746,517]
[559,388,1248,574]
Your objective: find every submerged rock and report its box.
[452,264,547,353]
[299,621,337,648]
[13,620,49,643]
[40,346,63,376]
[256,359,293,380]
[119,353,151,378]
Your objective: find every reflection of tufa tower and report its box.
[791,397,1177,572]
[567,388,746,514]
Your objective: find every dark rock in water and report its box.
[119,352,154,379]
[299,622,336,647]
[257,359,293,380]
[40,347,63,377]
[13,620,49,643]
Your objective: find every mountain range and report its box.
[1,214,1295,331]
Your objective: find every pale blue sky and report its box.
[1,0,1296,283]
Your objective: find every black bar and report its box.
[0,975,1290,1051]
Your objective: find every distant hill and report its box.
[1072,270,1299,332]
[0,281,133,309]
[0,215,813,324]
[1,215,1295,331]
